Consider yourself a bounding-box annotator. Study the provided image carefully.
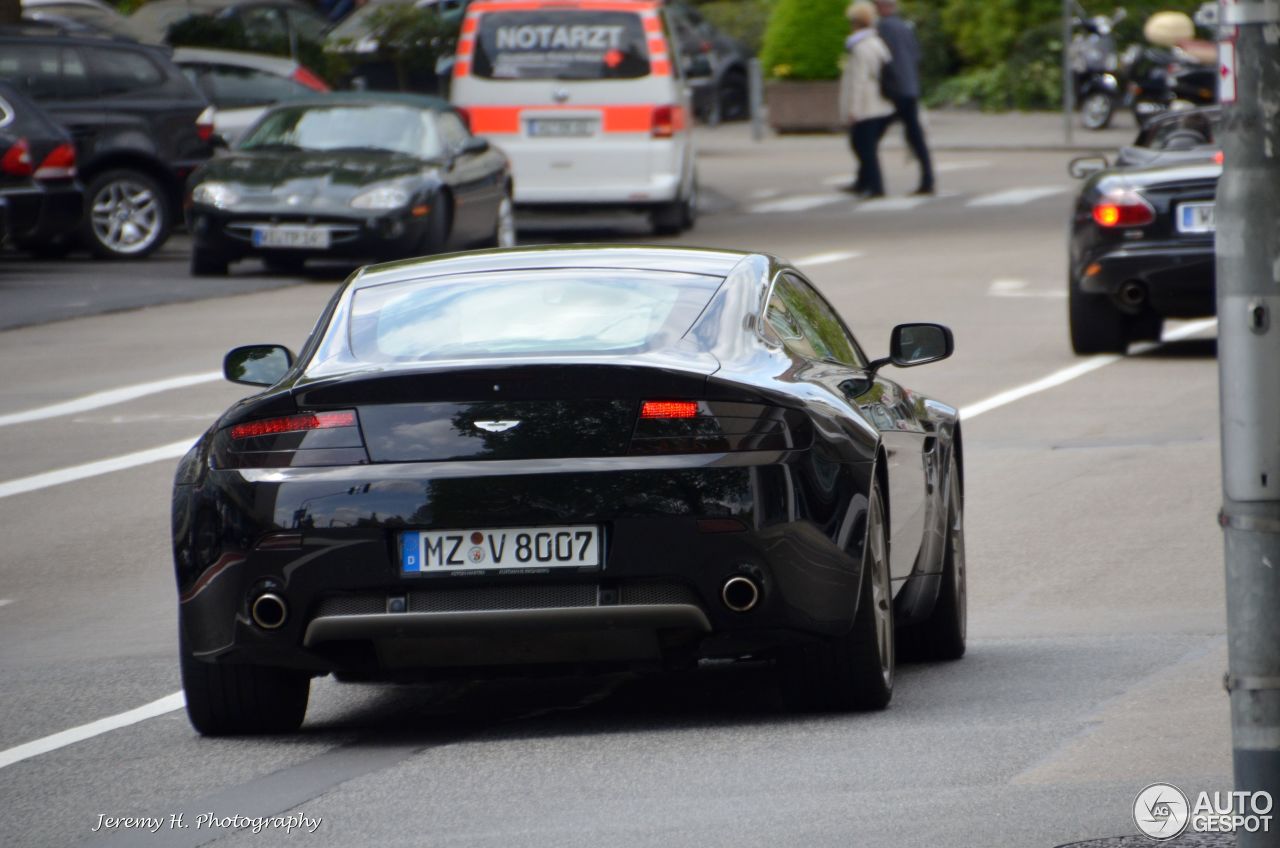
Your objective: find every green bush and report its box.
[695,0,774,55]
[926,21,1063,110]
[758,0,849,80]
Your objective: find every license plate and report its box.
[1177,202,1215,234]
[252,225,330,249]
[400,526,601,575]
[527,118,597,138]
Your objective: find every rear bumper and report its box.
[1077,241,1215,317]
[489,135,688,205]
[175,454,875,675]
[4,182,82,244]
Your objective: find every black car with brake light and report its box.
[0,81,82,252]
[172,245,966,735]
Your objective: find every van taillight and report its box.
[34,143,75,180]
[651,105,684,138]
[1,138,33,177]
[290,66,330,92]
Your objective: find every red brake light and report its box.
[651,105,684,138]
[230,410,357,440]
[1092,189,1155,228]
[196,106,215,143]
[641,400,699,419]
[290,66,330,93]
[1,138,33,177]
[34,143,75,180]
[1214,150,1225,165]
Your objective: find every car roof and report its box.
[21,0,114,9]
[352,245,752,290]
[172,46,299,75]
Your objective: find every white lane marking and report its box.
[795,250,864,267]
[0,372,221,428]
[0,692,185,771]
[961,319,1218,420]
[748,194,845,214]
[0,439,195,500]
[0,599,12,608]
[855,196,930,212]
[988,279,1068,299]
[749,188,781,199]
[966,186,1068,207]
[936,160,993,173]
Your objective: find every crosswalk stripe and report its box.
[748,194,845,214]
[966,186,1068,207]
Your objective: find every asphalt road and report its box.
[0,125,1229,848]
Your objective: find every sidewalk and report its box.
[696,107,1137,156]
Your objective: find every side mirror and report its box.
[1069,154,1109,178]
[460,136,490,155]
[224,344,294,386]
[889,323,953,367]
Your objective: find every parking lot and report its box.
[0,113,1233,846]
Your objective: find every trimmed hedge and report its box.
[758,0,849,81]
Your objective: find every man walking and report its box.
[875,0,935,195]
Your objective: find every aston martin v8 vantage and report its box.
[172,245,966,734]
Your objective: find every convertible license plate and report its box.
[252,225,330,249]
[526,118,597,138]
[400,526,601,575]
[1177,202,1215,234]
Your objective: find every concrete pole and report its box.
[1062,0,1074,146]
[749,58,765,143]
[1216,1,1280,840]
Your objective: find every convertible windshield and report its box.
[239,105,443,158]
[345,270,722,362]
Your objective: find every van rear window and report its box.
[472,11,652,80]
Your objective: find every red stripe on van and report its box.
[463,104,675,135]
[453,61,472,78]
[469,1,659,12]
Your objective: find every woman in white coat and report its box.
[839,2,895,198]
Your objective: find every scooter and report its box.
[1122,38,1217,124]
[1071,6,1126,130]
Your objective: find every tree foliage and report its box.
[758,0,849,81]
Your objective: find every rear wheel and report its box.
[1069,283,1128,354]
[1080,92,1114,130]
[650,178,696,235]
[179,629,310,736]
[485,188,517,248]
[190,246,229,277]
[780,480,894,711]
[82,168,171,259]
[898,454,966,661]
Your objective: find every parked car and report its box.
[324,0,467,95]
[172,245,965,734]
[185,92,514,275]
[450,0,697,234]
[1066,110,1219,353]
[129,0,330,58]
[0,24,212,258]
[666,1,751,124]
[20,0,148,41]
[174,47,330,146]
[0,81,82,254]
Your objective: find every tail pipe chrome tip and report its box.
[1119,280,1147,308]
[721,575,761,613]
[250,592,288,630]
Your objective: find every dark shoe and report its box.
[839,181,865,194]
[857,190,885,200]
[911,186,935,196]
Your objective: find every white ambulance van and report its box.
[450,0,697,234]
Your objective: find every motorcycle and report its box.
[1121,23,1217,124]
[1071,6,1125,130]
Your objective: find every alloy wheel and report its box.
[90,178,163,256]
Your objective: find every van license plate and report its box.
[527,118,597,138]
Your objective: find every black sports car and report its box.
[1067,108,1220,354]
[0,81,81,252]
[185,93,515,276]
[172,246,966,734]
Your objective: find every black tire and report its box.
[81,168,172,259]
[420,193,452,255]
[780,480,894,711]
[190,246,229,277]
[1080,92,1114,130]
[898,454,966,661]
[1069,283,1128,354]
[482,187,517,248]
[651,179,696,236]
[180,629,309,736]
[263,254,306,274]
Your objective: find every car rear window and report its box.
[346,270,721,362]
[472,10,651,80]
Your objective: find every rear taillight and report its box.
[290,66,330,92]
[34,143,75,180]
[1092,189,1155,228]
[1214,150,1225,165]
[1,138,33,177]
[630,402,805,455]
[641,400,699,419]
[196,106,215,143]
[651,104,684,138]
[230,410,357,441]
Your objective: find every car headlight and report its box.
[192,182,239,209]
[351,186,411,210]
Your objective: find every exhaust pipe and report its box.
[1118,281,1147,308]
[721,576,761,613]
[250,592,288,630]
